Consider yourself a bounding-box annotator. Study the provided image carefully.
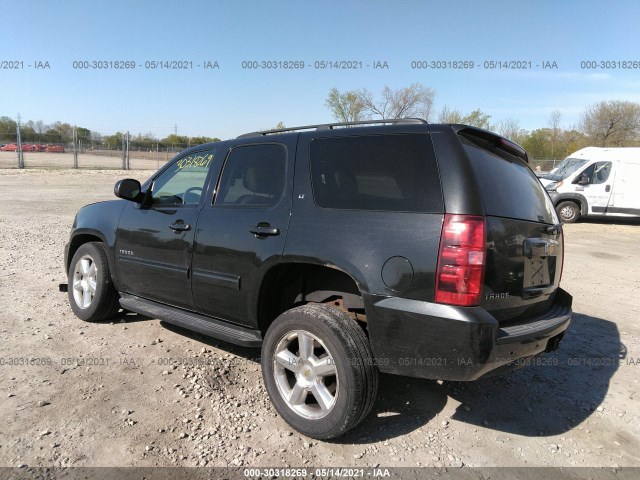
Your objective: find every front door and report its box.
[115,148,219,310]
[191,138,296,328]
[578,161,614,214]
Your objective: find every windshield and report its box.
[543,157,587,181]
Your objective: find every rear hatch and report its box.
[458,128,563,324]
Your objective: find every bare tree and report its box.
[356,83,435,120]
[438,105,463,123]
[548,110,562,156]
[461,109,494,130]
[438,105,493,129]
[35,120,46,142]
[497,118,526,143]
[326,84,435,122]
[580,100,640,146]
[325,88,365,122]
[46,121,74,143]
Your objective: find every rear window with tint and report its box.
[310,134,443,212]
[460,135,557,224]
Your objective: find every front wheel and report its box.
[68,242,120,322]
[261,304,378,439]
[556,201,580,223]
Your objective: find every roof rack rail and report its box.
[237,118,427,138]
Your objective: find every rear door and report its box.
[191,137,296,328]
[458,129,563,323]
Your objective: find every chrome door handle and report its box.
[169,222,191,232]
[250,225,280,237]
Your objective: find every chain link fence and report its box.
[1,123,565,173]
[529,158,562,175]
[0,128,190,170]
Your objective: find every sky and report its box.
[2,0,640,139]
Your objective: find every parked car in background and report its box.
[0,143,37,152]
[540,147,640,222]
[1,143,65,152]
[45,144,65,153]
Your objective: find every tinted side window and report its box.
[151,149,216,206]
[215,144,286,206]
[461,136,556,223]
[309,134,443,212]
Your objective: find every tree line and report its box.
[325,84,640,159]
[0,117,220,151]
[3,84,639,159]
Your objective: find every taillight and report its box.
[435,214,486,306]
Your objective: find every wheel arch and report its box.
[554,193,589,216]
[67,230,121,291]
[256,262,366,335]
[67,231,106,271]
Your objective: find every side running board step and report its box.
[119,293,262,347]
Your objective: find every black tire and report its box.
[67,242,120,322]
[556,201,580,223]
[261,304,378,439]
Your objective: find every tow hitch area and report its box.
[59,283,68,293]
[545,333,564,352]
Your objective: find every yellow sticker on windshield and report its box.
[175,153,214,171]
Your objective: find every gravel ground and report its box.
[0,169,639,470]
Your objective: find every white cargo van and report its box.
[540,147,640,222]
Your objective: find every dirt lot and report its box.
[0,169,639,472]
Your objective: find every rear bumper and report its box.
[365,288,572,381]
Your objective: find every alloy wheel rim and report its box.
[72,255,97,309]
[273,329,338,420]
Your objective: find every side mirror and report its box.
[573,174,589,186]
[114,179,143,202]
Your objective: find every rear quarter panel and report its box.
[284,127,444,300]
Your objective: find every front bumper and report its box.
[59,242,71,292]
[365,288,572,381]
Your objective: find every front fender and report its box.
[67,200,127,288]
[549,192,589,216]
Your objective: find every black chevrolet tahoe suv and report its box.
[62,119,572,439]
